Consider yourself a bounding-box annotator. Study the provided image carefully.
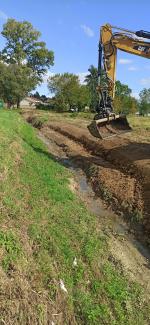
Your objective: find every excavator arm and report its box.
[88,24,150,139]
[99,24,150,101]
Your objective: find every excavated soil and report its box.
[23,111,150,242]
[20,110,150,295]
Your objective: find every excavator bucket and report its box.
[88,115,132,139]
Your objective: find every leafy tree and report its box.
[48,73,89,111]
[85,65,106,112]
[77,85,90,111]
[0,19,54,106]
[113,96,122,114]
[32,91,41,99]
[0,63,37,107]
[114,81,133,114]
[85,68,136,114]
[53,94,68,112]
[40,95,47,102]
[115,80,132,97]
[31,92,47,102]
[114,95,138,115]
[139,88,150,115]
[130,97,138,114]
[85,65,98,112]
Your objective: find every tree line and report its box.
[0,18,149,115]
[47,66,150,115]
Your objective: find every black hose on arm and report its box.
[98,41,102,87]
[136,30,150,39]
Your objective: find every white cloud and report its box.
[128,66,138,71]
[43,71,54,82]
[77,72,88,84]
[131,92,139,99]
[0,10,8,21]
[81,24,94,37]
[140,77,150,86]
[119,59,132,64]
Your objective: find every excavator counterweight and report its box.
[88,24,150,139]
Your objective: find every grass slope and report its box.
[0,110,149,324]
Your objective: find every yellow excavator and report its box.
[88,24,150,139]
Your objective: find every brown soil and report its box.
[23,111,150,241]
[21,110,150,297]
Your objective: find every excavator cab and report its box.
[88,24,150,139]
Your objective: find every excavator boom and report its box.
[88,24,150,139]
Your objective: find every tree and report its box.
[115,80,132,98]
[85,65,98,112]
[139,88,150,115]
[114,95,138,115]
[48,73,90,111]
[77,85,90,111]
[85,65,106,112]
[32,91,41,99]
[0,63,37,107]
[40,95,47,102]
[114,81,133,114]
[0,19,54,106]
[130,97,138,114]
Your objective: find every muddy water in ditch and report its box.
[39,132,125,228]
[38,131,150,267]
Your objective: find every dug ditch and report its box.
[23,113,150,295]
[21,113,150,296]
[40,129,150,293]
[25,113,150,242]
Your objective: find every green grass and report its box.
[0,230,22,271]
[32,110,150,141]
[34,109,150,127]
[0,110,149,324]
[128,115,150,131]
[34,109,94,121]
[127,115,150,142]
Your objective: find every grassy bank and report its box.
[0,110,149,324]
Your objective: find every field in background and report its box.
[127,116,150,142]
[27,109,150,124]
[0,109,150,324]
[128,116,150,130]
[26,109,150,142]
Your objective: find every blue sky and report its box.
[0,0,150,97]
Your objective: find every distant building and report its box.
[15,97,42,109]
